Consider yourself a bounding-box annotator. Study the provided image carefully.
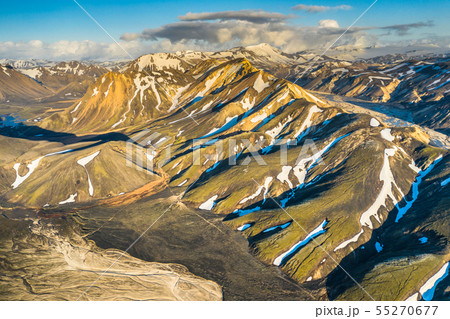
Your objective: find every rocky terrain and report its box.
[0,212,222,301]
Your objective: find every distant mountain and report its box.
[0,58,130,71]
[16,61,109,101]
[293,56,450,104]
[0,58,56,69]
[0,64,52,103]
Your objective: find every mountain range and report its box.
[0,43,449,301]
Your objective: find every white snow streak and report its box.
[360,148,399,228]
[273,220,328,266]
[293,105,322,140]
[239,177,273,204]
[419,262,449,301]
[11,149,74,189]
[77,151,100,197]
[395,155,443,222]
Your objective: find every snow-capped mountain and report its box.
[17,61,109,100]
[0,58,56,69]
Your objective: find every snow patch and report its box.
[395,155,443,222]
[273,220,328,266]
[332,68,348,73]
[20,68,42,79]
[59,193,77,205]
[104,81,113,97]
[241,96,255,110]
[334,230,364,251]
[408,159,421,174]
[293,105,322,140]
[380,128,395,142]
[360,148,399,229]
[71,101,82,114]
[199,195,218,210]
[177,179,187,186]
[253,73,270,93]
[370,118,380,127]
[250,112,267,123]
[405,293,419,301]
[419,262,449,301]
[239,177,273,204]
[11,149,74,189]
[237,224,251,231]
[262,221,291,233]
[277,166,293,188]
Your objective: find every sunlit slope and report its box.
[0,139,160,207]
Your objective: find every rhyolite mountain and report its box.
[0,45,449,301]
[0,64,52,103]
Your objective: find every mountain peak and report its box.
[244,43,281,55]
[245,43,278,50]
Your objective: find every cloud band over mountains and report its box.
[120,9,436,54]
[0,8,444,60]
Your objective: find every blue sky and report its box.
[1,0,449,60]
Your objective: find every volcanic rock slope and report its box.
[0,64,52,103]
[1,51,449,301]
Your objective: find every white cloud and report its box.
[119,18,374,54]
[319,19,340,28]
[1,34,447,61]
